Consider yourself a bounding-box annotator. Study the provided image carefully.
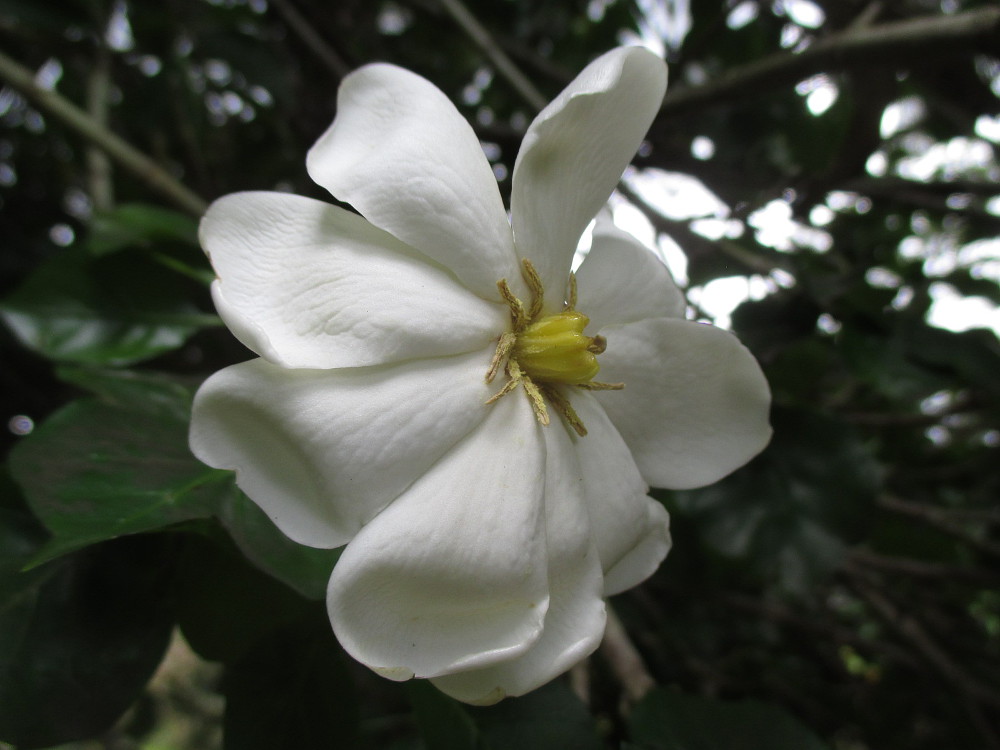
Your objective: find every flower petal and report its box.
[189,350,495,549]
[201,192,507,369]
[511,47,667,299]
[596,318,772,489]
[569,392,672,595]
[327,393,550,680]
[430,417,606,705]
[575,213,686,332]
[306,63,519,300]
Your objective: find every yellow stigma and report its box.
[513,311,603,385]
[486,259,623,436]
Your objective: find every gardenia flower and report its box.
[190,46,771,705]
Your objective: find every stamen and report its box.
[497,278,528,331]
[486,258,621,434]
[486,332,516,383]
[576,381,625,391]
[485,374,519,404]
[522,259,544,320]
[521,374,550,426]
[543,386,587,436]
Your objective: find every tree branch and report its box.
[436,0,549,111]
[0,48,208,217]
[877,494,1000,558]
[660,7,1000,117]
[846,566,1000,712]
[269,0,352,80]
[86,45,114,212]
[849,548,1000,585]
[600,606,656,706]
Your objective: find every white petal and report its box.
[575,213,686,332]
[189,350,495,549]
[201,191,507,369]
[327,393,550,680]
[306,63,519,300]
[511,47,667,300]
[569,392,672,596]
[431,417,606,704]
[596,318,772,489]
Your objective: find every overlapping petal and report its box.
[512,47,667,299]
[595,318,773,489]
[201,192,507,369]
[306,63,520,301]
[190,46,773,706]
[431,416,606,705]
[569,392,672,595]
[327,394,550,680]
[189,350,496,549]
[575,213,686,333]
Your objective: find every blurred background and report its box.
[1,1,999,748]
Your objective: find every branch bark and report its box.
[660,7,1000,117]
[600,606,656,706]
[269,0,352,80]
[437,0,549,111]
[0,48,208,217]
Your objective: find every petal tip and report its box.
[373,666,416,682]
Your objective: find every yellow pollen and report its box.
[485,259,623,436]
[513,311,601,385]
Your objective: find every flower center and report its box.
[485,259,623,436]
[514,311,604,385]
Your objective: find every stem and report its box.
[877,494,1000,557]
[0,48,208,217]
[437,0,548,111]
[847,567,1000,711]
[600,606,656,706]
[660,7,1000,117]
[86,45,114,212]
[269,0,351,79]
[849,548,1000,585]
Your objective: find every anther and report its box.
[521,259,544,320]
[486,332,516,383]
[587,335,607,355]
[566,272,578,312]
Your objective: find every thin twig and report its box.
[618,179,786,276]
[0,48,208,217]
[437,0,548,111]
[600,606,656,706]
[86,45,114,212]
[269,0,351,80]
[723,592,920,669]
[846,566,1000,711]
[849,549,1000,585]
[659,7,1000,117]
[877,494,1000,557]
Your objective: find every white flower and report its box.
[189,47,771,705]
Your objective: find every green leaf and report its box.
[672,407,881,594]
[0,469,51,603]
[9,369,224,564]
[22,367,338,597]
[86,203,199,256]
[408,681,480,750]
[174,535,312,664]
[628,689,831,750]
[216,488,340,601]
[468,681,603,750]
[0,535,176,749]
[0,246,219,366]
[408,679,603,750]
[222,618,359,750]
